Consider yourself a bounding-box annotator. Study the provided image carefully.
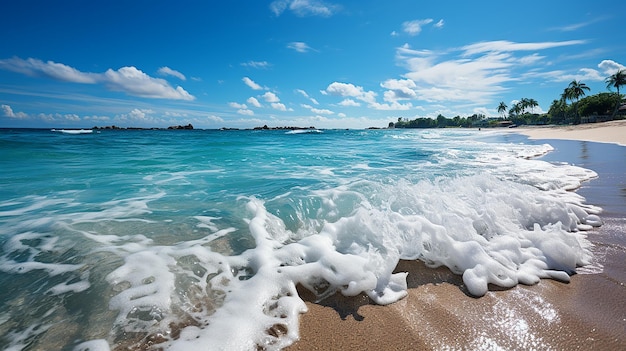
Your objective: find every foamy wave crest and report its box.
[79,173,601,350]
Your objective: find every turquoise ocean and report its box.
[0,128,603,350]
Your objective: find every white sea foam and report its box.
[73,174,597,349]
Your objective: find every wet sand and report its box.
[288,123,626,350]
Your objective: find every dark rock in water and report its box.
[252,125,316,131]
[94,124,194,130]
[168,124,194,130]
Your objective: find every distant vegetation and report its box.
[391,69,625,129]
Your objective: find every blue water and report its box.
[0,128,602,350]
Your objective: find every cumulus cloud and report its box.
[158,66,186,80]
[242,76,263,90]
[230,101,256,115]
[0,57,195,100]
[288,42,314,53]
[206,115,224,123]
[402,19,433,36]
[338,99,360,107]
[325,81,411,110]
[104,67,194,100]
[380,78,418,101]
[229,102,247,109]
[247,97,262,107]
[262,91,280,103]
[237,109,255,116]
[310,107,333,114]
[325,82,377,104]
[598,59,626,75]
[271,102,288,111]
[127,108,154,120]
[270,0,338,17]
[302,103,333,114]
[2,104,28,119]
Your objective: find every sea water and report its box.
[0,128,602,350]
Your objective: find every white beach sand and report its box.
[515,119,626,146]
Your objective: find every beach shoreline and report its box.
[514,119,626,146]
[288,122,626,350]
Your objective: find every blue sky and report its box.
[1,0,624,129]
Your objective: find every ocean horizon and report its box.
[0,128,605,350]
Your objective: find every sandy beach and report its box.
[288,121,626,351]
[515,119,626,146]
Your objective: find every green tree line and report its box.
[392,69,625,129]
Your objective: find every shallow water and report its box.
[0,128,602,350]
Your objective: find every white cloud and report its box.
[325,82,377,104]
[271,102,287,111]
[296,89,319,104]
[37,112,83,123]
[127,108,154,120]
[518,53,544,65]
[325,81,412,110]
[549,18,604,32]
[535,67,605,83]
[338,99,360,107]
[310,107,333,114]
[206,115,224,123]
[396,44,516,103]
[270,0,338,17]
[326,82,365,97]
[241,61,271,69]
[288,42,314,53]
[380,78,418,100]
[104,67,195,100]
[402,19,433,36]
[0,57,194,100]
[0,57,97,83]
[242,76,263,90]
[301,103,333,114]
[247,97,262,107]
[461,40,586,56]
[369,101,413,111]
[237,108,255,116]
[229,102,247,109]
[158,66,186,80]
[262,91,280,103]
[598,59,626,75]
[434,19,444,29]
[1,104,28,119]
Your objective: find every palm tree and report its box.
[605,69,626,118]
[509,103,522,117]
[518,98,530,114]
[548,99,567,124]
[497,101,507,119]
[566,80,590,124]
[527,98,539,114]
